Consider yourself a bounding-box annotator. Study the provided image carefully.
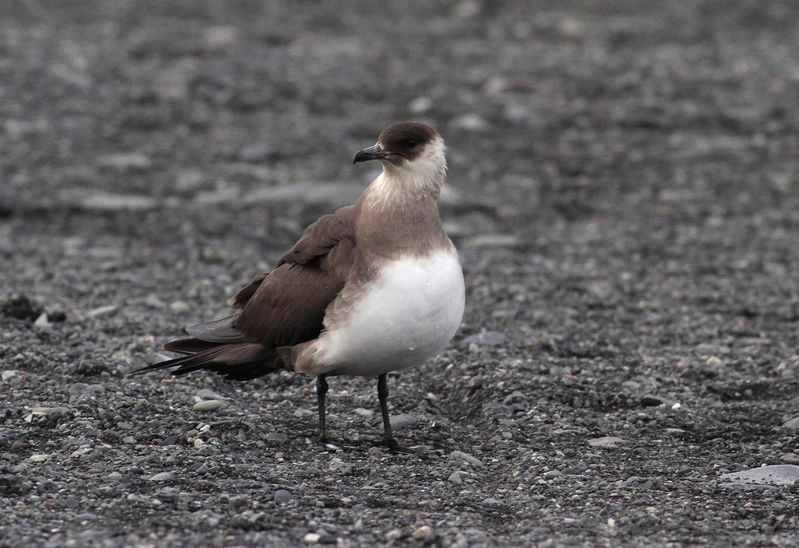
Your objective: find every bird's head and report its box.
[353,122,446,185]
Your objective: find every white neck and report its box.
[371,136,447,201]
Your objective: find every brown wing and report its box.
[132,206,356,380]
[232,205,355,347]
[229,205,354,311]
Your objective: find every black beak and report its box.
[353,144,392,164]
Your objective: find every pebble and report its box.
[196,389,227,401]
[304,533,321,543]
[2,370,21,381]
[149,472,175,482]
[97,152,152,170]
[483,497,503,505]
[588,437,624,448]
[81,193,158,211]
[29,454,51,462]
[33,313,49,327]
[389,414,420,429]
[448,471,464,484]
[86,305,118,318]
[463,331,506,346]
[26,407,72,422]
[413,525,433,540]
[193,400,225,412]
[70,383,105,398]
[720,465,799,489]
[408,96,433,114]
[266,433,288,443]
[247,182,364,205]
[170,300,191,313]
[450,113,489,131]
[107,472,123,482]
[294,408,315,419]
[640,394,675,407]
[781,417,799,430]
[274,489,293,504]
[450,450,484,468]
[465,234,522,248]
[203,25,239,48]
[385,529,403,541]
[353,408,374,417]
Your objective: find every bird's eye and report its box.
[404,138,419,147]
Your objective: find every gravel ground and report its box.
[3,1,799,546]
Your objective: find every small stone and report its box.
[483,497,503,505]
[641,394,675,407]
[97,153,152,170]
[450,450,484,468]
[193,400,225,412]
[28,407,73,421]
[588,436,624,448]
[353,408,374,418]
[694,344,718,356]
[780,453,799,464]
[413,525,433,540]
[107,472,123,482]
[33,313,49,327]
[782,417,799,430]
[274,489,292,504]
[122,436,136,444]
[385,529,403,541]
[29,454,51,462]
[466,234,522,248]
[170,300,191,312]
[463,331,506,346]
[175,170,206,191]
[203,25,239,48]
[2,370,20,381]
[70,383,105,398]
[705,356,722,367]
[149,472,174,482]
[389,414,420,430]
[86,305,118,318]
[448,471,463,484]
[195,389,227,401]
[304,533,321,543]
[408,96,433,114]
[266,433,288,443]
[720,464,799,489]
[294,408,315,419]
[10,441,28,451]
[80,193,157,211]
[450,113,489,131]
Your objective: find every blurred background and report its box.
[3,1,799,545]
[3,0,798,358]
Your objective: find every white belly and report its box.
[316,248,465,377]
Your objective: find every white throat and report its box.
[373,136,447,199]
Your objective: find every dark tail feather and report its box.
[163,337,220,354]
[127,342,286,381]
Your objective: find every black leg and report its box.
[377,373,399,449]
[317,374,328,442]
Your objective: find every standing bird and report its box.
[129,122,465,448]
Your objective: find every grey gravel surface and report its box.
[2,1,799,546]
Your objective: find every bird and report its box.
[128,122,465,449]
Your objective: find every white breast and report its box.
[315,247,465,377]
